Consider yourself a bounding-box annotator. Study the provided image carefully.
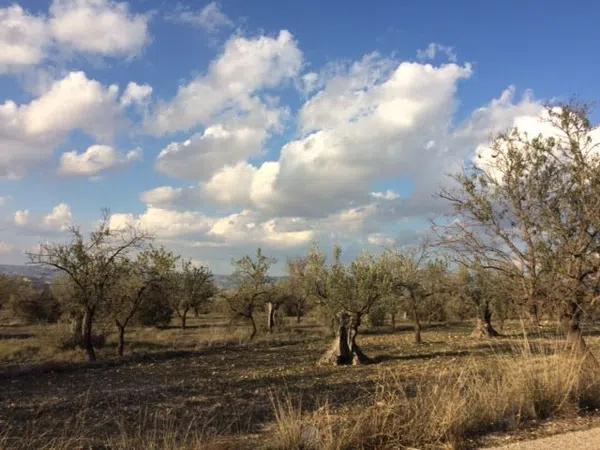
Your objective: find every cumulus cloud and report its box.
[49,0,149,57]
[58,144,142,177]
[371,190,400,201]
[417,42,457,63]
[42,203,73,231]
[14,209,30,226]
[199,57,474,218]
[209,210,314,248]
[109,207,213,238]
[0,71,125,178]
[120,81,152,107]
[367,233,396,247]
[156,100,284,180]
[14,203,73,233]
[150,30,301,182]
[0,5,48,73]
[0,1,150,73]
[169,2,233,33]
[0,241,14,254]
[147,30,302,135]
[140,186,185,207]
[146,52,548,263]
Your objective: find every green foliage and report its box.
[134,284,173,327]
[366,304,386,327]
[3,277,61,324]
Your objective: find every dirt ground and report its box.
[1,316,598,449]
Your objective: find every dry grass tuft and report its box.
[267,344,600,449]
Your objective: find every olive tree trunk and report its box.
[319,312,372,365]
[471,304,499,338]
[562,300,587,354]
[70,313,83,347]
[117,323,125,357]
[81,307,96,362]
[249,314,257,340]
[267,301,276,332]
[180,309,188,329]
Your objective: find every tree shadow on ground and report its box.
[0,333,34,340]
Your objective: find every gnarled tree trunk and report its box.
[70,313,83,347]
[267,301,276,332]
[180,310,188,329]
[319,312,372,365]
[82,307,96,362]
[562,300,587,354]
[249,314,257,340]
[117,323,125,357]
[471,304,499,338]
[410,292,423,344]
[528,300,541,329]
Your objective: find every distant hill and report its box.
[0,265,281,289]
[0,264,59,285]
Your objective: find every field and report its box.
[2,315,600,449]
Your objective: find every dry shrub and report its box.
[42,324,106,351]
[2,409,224,450]
[267,347,600,450]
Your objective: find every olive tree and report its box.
[305,245,391,365]
[107,246,177,356]
[440,105,600,352]
[28,213,149,361]
[169,260,216,329]
[385,247,449,344]
[455,264,501,338]
[224,248,275,339]
[285,257,310,323]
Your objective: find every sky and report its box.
[0,0,599,274]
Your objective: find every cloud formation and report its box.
[0,0,150,73]
[169,2,233,33]
[58,145,142,177]
[0,71,122,178]
[14,203,73,234]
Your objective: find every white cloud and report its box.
[0,241,14,254]
[120,81,153,107]
[371,190,400,200]
[0,71,123,178]
[417,42,457,63]
[14,203,72,233]
[147,30,302,135]
[110,207,213,238]
[0,1,150,74]
[140,186,184,207]
[156,100,284,180]
[199,58,474,218]
[0,196,10,207]
[197,57,548,233]
[49,0,149,57]
[208,210,314,248]
[367,233,396,247]
[42,203,73,231]
[14,210,30,226]
[201,162,256,207]
[58,144,142,177]
[170,2,233,33]
[0,5,48,73]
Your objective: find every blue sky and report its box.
[0,0,598,273]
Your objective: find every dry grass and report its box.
[1,410,227,450]
[3,318,600,449]
[266,343,600,449]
